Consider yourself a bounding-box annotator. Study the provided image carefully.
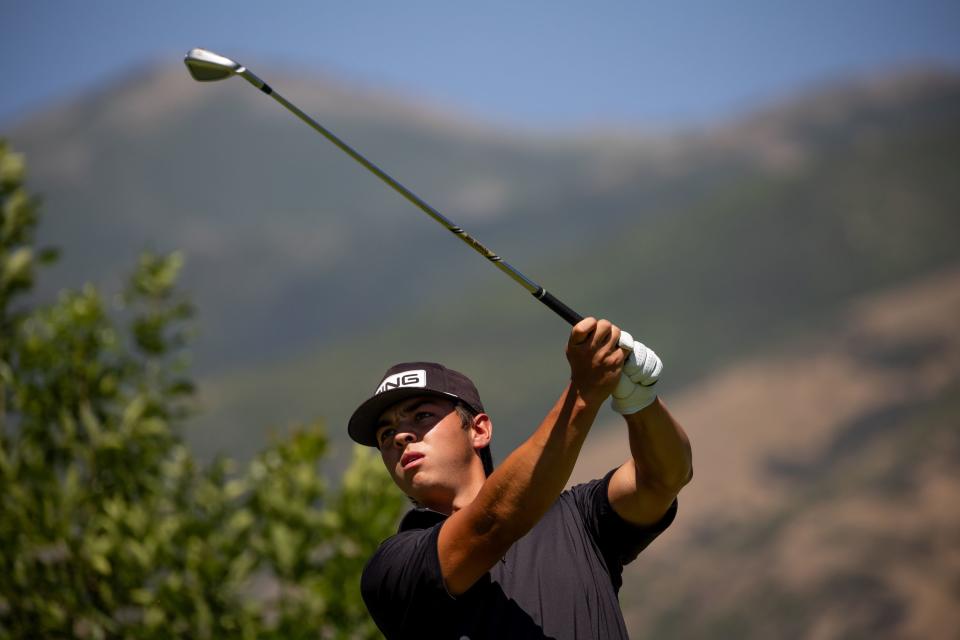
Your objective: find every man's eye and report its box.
[415,412,433,421]
[378,428,396,443]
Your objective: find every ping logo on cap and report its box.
[376,369,427,395]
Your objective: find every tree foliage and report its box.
[0,140,405,639]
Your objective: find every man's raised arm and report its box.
[608,342,693,526]
[437,317,624,595]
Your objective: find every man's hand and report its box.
[566,317,626,405]
[611,341,662,415]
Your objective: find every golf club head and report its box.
[184,48,242,82]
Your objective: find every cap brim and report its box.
[347,387,462,447]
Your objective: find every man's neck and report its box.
[450,475,485,514]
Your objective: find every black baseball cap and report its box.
[348,362,485,447]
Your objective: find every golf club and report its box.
[184,48,635,349]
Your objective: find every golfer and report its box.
[348,318,692,638]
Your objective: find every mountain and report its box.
[5,58,960,638]
[7,64,960,464]
[9,64,624,369]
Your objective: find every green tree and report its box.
[0,140,405,639]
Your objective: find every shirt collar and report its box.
[398,507,447,531]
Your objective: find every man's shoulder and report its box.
[557,470,615,513]
[366,513,441,572]
[361,513,456,639]
[565,472,611,497]
[365,508,446,577]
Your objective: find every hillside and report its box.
[192,69,960,462]
[569,266,960,638]
[9,63,655,370]
[6,64,960,466]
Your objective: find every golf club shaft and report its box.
[243,76,585,327]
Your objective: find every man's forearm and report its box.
[469,382,600,542]
[624,397,692,491]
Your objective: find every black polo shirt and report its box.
[361,469,677,639]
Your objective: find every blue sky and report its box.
[2,0,959,129]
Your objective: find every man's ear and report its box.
[470,413,492,450]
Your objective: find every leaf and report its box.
[226,508,255,535]
[121,394,147,428]
[2,246,33,287]
[127,540,151,569]
[79,400,103,440]
[166,379,196,396]
[37,246,60,264]
[270,523,299,575]
[0,146,25,186]
[131,588,154,606]
[227,551,257,585]
[144,605,165,628]
[90,553,111,575]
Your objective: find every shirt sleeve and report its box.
[360,522,453,637]
[570,468,678,590]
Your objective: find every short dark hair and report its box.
[455,402,494,477]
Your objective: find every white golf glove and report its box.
[611,340,662,415]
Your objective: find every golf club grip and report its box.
[535,289,584,326]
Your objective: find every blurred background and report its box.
[3,1,959,637]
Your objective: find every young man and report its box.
[347,318,692,639]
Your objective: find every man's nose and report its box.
[393,431,416,448]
